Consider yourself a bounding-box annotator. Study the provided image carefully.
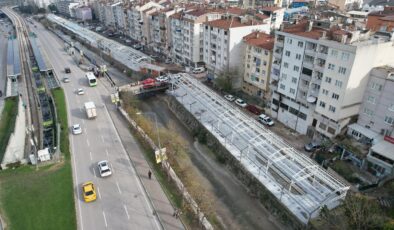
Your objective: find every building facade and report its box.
[270,21,394,138]
[242,31,274,99]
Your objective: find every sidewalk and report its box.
[102,80,184,230]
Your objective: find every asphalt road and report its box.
[31,22,161,230]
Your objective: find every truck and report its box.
[84,102,97,119]
[141,78,164,89]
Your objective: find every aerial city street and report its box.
[0,0,394,229]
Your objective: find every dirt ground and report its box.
[139,96,286,230]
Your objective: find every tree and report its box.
[319,194,387,230]
[214,68,239,93]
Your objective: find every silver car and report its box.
[98,160,112,177]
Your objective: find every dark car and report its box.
[304,142,321,152]
[65,67,71,73]
[246,104,262,115]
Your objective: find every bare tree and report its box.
[214,68,240,93]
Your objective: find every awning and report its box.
[307,96,317,103]
[348,123,380,140]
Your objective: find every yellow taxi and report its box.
[82,181,97,202]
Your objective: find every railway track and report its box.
[3,7,42,153]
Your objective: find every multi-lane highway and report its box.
[29,16,162,230]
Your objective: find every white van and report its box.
[258,114,274,126]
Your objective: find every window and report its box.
[264,50,269,55]
[287,38,292,44]
[285,51,290,57]
[338,67,347,75]
[280,84,285,90]
[284,62,289,68]
[325,77,332,83]
[328,63,335,70]
[263,61,267,66]
[341,52,350,61]
[281,73,287,80]
[297,41,303,47]
[335,80,343,88]
[290,88,295,94]
[367,96,375,104]
[384,116,394,125]
[292,77,297,83]
[322,89,329,95]
[319,101,326,108]
[364,108,374,116]
[296,54,301,60]
[329,105,336,113]
[331,50,338,57]
[332,93,339,100]
[294,66,300,72]
[371,82,383,91]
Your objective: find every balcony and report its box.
[269,79,278,91]
[300,73,312,82]
[271,68,280,81]
[303,60,314,69]
[312,76,322,85]
[272,59,281,70]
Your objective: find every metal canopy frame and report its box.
[169,74,350,222]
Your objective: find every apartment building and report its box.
[169,8,222,66]
[270,20,394,138]
[127,1,163,44]
[149,8,177,54]
[366,136,394,177]
[259,7,285,30]
[328,0,362,11]
[366,7,394,32]
[242,31,274,99]
[56,1,79,17]
[113,2,127,32]
[203,17,270,88]
[348,66,394,140]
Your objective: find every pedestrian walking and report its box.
[148,170,152,179]
[173,208,178,217]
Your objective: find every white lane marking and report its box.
[110,163,115,174]
[102,211,108,228]
[116,180,122,194]
[105,149,109,156]
[93,167,96,177]
[123,205,130,220]
[89,152,92,161]
[97,186,102,199]
[101,135,105,143]
[84,128,88,135]
[86,139,90,147]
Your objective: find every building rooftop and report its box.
[255,13,269,20]
[205,17,261,29]
[243,31,274,50]
[260,6,283,12]
[371,139,394,161]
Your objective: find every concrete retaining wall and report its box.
[1,97,26,169]
[165,95,309,230]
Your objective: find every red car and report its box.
[246,105,262,115]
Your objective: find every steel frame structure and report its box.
[169,73,349,223]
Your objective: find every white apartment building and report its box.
[127,2,163,44]
[270,20,394,138]
[113,2,127,32]
[259,7,285,31]
[203,17,270,88]
[242,31,274,99]
[169,8,222,66]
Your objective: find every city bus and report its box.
[86,72,97,87]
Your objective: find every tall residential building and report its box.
[203,17,270,88]
[270,20,394,138]
[113,2,127,32]
[149,8,177,54]
[127,2,163,44]
[169,8,222,66]
[56,1,78,17]
[242,31,274,99]
[259,7,285,30]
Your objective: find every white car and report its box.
[156,76,169,83]
[63,77,70,83]
[72,124,82,135]
[77,88,85,95]
[224,94,235,102]
[98,160,112,177]
[192,67,205,74]
[258,114,275,126]
[235,98,247,108]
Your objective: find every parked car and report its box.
[165,58,172,64]
[156,76,169,83]
[82,181,97,202]
[63,77,70,83]
[304,142,321,152]
[72,124,82,135]
[224,94,235,102]
[133,44,142,50]
[192,67,205,74]
[235,98,247,108]
[258,114,274,126]
[98,160,112,177]
[64,67,71,73]
[246,105,262,115]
